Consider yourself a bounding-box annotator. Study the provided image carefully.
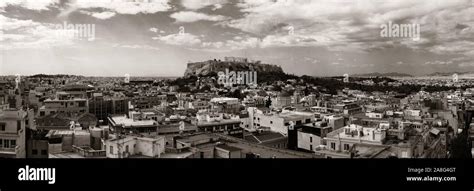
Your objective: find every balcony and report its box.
[0,147,16,153]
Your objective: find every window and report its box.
[270,121,273,124]
[125,145,129,153]
[0,139,2,147]
[0,123,5,131]
[17,120,21,131]
[402,151,408,158]
[306,119,311,123]
[41,150,47,155]
[344,144,349,151]
[109,146,114,154]
[40,111,45,116]
[310,137,313,143]
[32,149,38,155]
[330,142,335,150]
[310,145,313,151]
[4,140,10,148]
[10,140,16,148]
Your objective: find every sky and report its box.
[0,0,473,77]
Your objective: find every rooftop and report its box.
[216,144,242,152]
[326,124,385,143]
[244,131,286,144]
[109,115,157,127]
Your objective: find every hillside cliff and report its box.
[184,59,284,77]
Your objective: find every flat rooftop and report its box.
[197,119,241,126]
[110,115,157,127]
[277,112,312,122]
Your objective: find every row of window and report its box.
[109,144,133,154]
[40,110,87,116]
[0,139,17,149]
[328,142,350,151]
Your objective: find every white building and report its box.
[247,108,314,136]
[0,109,30,158]
[105,135,165,158]
[324,124,386,154]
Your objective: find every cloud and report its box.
[112,44,160,51]
[69,0,171,15]
[202,41,224,49]
[170,11,229,23]
[0,0,59,11]
[89,11,116,20]
[423,60,453,65]
[149,27,159,33]
[181,0,227,10]
[154,33,201,46]
[0,15,88,49]
[225,36,261,50]
[81,11,116,20]
[225,0,474,54]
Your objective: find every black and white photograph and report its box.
[0,0,473,190]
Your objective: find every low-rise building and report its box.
[0,109,28,158]
[105,135,165,158]
[108,115,158,134]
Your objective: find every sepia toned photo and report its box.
[0,0,473,189]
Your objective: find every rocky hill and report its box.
[183,59,284,77]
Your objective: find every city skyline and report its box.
[1,0,473,77]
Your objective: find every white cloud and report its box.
[202,41,224,49]
[0,15,83,49]
[181,0,227,10]
[170,11,229,23]
[0,0,59,11]
[225,37,261,50]
[149,27,159,33]
[0,15,39,30]
[70,0,171,15]
[112,44,160,51]
[225,0,474,54]
[154,33,201,46]
[90,11,116,20]
[81,11,116,19]
[423,60,453,65]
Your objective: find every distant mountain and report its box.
[426,72,470,77]
[352,72,413,77]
